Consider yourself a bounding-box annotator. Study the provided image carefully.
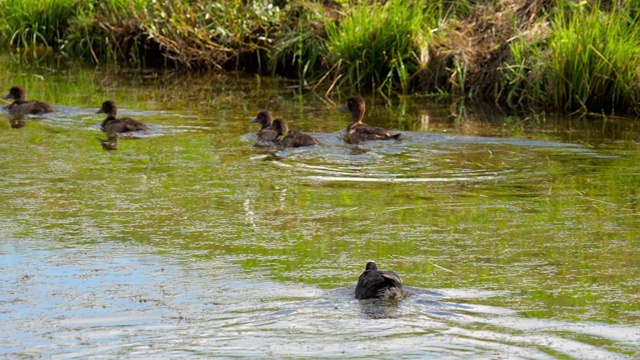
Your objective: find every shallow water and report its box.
[1,53,639,358]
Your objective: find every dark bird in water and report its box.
[96,100,148,133]
[251,110,279,142]
[267,118,319,148]
[355,261,404,301]
[3,86,55,115]
[338,96,401,144]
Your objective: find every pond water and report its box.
[1,52,639,358]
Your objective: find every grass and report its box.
[500,0,640,114]
[269,2,331,85]
[0,0,78,48]
[1,0,640,116]
[141,0,282,70]
[325,0,432,95]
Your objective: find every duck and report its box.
[338,96,401,143]
[267,118,319,148]
[355,261,404,301]
[96,100,148,133]
[250,110,278,142]
[3,86,55,115]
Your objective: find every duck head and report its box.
[96,100,118,119]
[338,96,366,123]
[251,110,274,129]
[3,86,27,101]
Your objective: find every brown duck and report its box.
[338,96,401,143]
[96,100,148,133]
[267,118,319,148]
[355,261,404,301]
[251,110,278,142]
[3,86,55,115]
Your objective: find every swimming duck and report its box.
[96,100,148,133]
[338,96,401,143]
[267,118,319,148]
[251,110,278,142]
[355,261,404,301]
[3,86,55,115]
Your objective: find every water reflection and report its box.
[99,132,119,151]
[358,298,402,319]
[7,114,27,128]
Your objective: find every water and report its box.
[0,53,639,358]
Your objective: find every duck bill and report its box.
[2,94,11,100]
[337,103,348,110]
[96,109,105,114]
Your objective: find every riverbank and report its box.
[1,0,639,116]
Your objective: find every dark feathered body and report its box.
[3,86,54,115]
[355,262,404,301]
[251,111,279,142]
[338,96,401,143]
[96,100,148,133]
[267,118,319,148]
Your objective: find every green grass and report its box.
[500,0,640,114]
[269,2,330,85]
[325,0,433,95]
[0,0,78,48]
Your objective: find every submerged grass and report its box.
[1,0,640,116]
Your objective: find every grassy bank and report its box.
[1,0,639,116]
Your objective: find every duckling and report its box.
[338,96,401,143]
[3,86,54,115]
[251,110,278,142]
[96,100,148,133]
[355,261,404,301]
[267,118,319,148]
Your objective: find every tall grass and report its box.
[501,1,640,115]
[325,0,432,95]
[0,0,78,48]
[269,2,330,84]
